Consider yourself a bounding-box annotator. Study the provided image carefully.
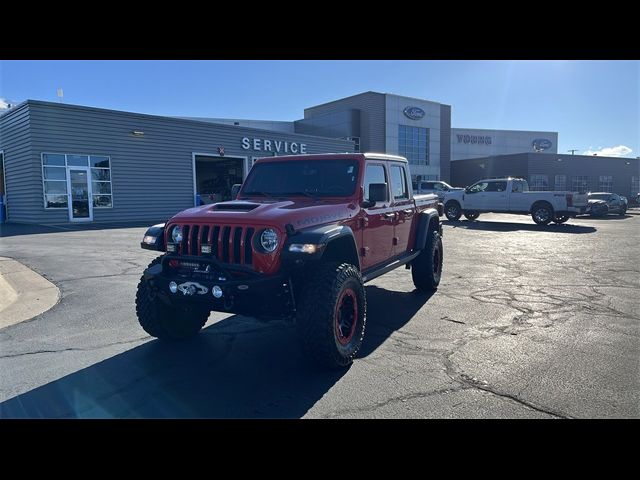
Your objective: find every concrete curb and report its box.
[0,257,60,329]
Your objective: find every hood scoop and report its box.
[211,202,260,212]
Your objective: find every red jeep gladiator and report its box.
[137,153,444,368]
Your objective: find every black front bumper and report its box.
[143,255,294,316]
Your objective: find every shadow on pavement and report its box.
[579,214,633,220]
[359,286,434,357]
[0,285,431,418]
[444,219,596,234]
[0,221,161,238]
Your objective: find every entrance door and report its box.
[67,168,93,221]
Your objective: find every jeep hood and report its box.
[169,198,358,231]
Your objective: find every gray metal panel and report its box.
[294,109,360,138]
[0,103,38,223]
[9,100,354,225]
[303,92,386,153]
[439,104,451,182]
[450,153,530,187]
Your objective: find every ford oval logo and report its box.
[403,106,425,120]
[532,138,552,151]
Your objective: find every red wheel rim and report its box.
[335,288,358,345]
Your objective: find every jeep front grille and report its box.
[172,224,255,266]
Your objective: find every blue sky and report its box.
[1,60,638,157]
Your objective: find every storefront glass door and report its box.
[67,168,93,221]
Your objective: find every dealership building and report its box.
[451,152,640,197]
[1,91,636,225]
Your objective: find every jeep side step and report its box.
[362,251,421,283]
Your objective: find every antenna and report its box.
[567,149,579,155]
[56,88,64,103]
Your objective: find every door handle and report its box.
[383,212,396,219]
[403,209,414,215]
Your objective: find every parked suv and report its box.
[138,153,444,369]
[587,192,628,216]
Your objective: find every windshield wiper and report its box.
[280,191,319,200]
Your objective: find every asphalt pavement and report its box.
[0,212,638,418]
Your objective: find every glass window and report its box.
[45,195,68,208]
[572,176,589,193]
[486,181,508,192]
[529,175,549,191]
[468,182,489,193]
[43,167,67,180]
[92,195,112,208]
[42,154,65,166]
[242,159,360,197]
[91,168,111,181]
[42,153,112,209]
[555,175,566,191]
[389,165,408,200]
[598,175,613,191]
[398,125,429,165]
[44,181,67,194]
[92,182,112,194]
[632,177,640,195]
[90,156,110,168]
[364,164,387,202]
[66,155,89,166]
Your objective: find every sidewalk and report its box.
[0,257,60,329]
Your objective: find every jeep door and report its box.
[389,162,414,256]
[360,162,395,270]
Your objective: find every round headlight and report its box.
[171,225,183,243]
[260,228,279,252]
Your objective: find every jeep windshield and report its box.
[240,159,360,198]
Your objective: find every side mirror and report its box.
[231,184,242,199]
[369,183,388,203]
[361,183,388,208]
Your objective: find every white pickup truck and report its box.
[443,177,589,225]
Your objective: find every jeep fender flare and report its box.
[282,224,360,270]
[141,223,166,251]
[414,209,441,251]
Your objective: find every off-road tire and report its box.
[463,211,480,221]
[296,262,366,369]
[445,201,462,221]
[619,207,627,216]
[412,229,443,291]
[531,202,554,225]
[135,256,210,340]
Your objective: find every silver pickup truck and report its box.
[443,177,589,225]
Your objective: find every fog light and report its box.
[201,244,212,254]
[169,281,178,294]
[212,285,223,298]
